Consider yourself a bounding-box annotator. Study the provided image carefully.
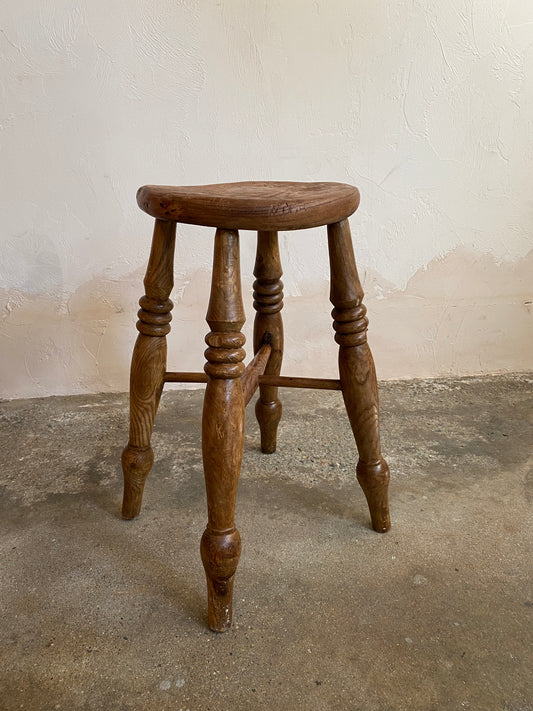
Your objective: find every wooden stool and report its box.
[121,181,391,632]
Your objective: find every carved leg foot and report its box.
[253,231,284,454]
[121,219,176,519]
[201,527,242,631]
[255,400,282,454]
[201,228,246,631]
[356,460,391,533]
[328,219,391,533]
[122,445,154,520]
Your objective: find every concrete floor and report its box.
[1,375,532,711]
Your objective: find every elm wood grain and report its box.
[253,231,284,453]
[327,219,391,533]
[121,219,176,519]
[201,228,246,632]
[137,182,360,232]
[241,341,272,407]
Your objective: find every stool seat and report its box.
[137,181,360,231]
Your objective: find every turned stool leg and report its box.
[327,219,391,533]
[201,228,246,632]
[121,219,176,519]
[253,231,284,453]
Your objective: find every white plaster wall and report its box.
[1,0,532,398]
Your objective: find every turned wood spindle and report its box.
[201,228,246,632]
[253,231,284,453]
[327,219,391,533]
[121,219,176,519]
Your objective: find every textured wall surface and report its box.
[1,0,532,398]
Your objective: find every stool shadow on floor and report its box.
[238,474,372,530]
[79,453,208,625]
